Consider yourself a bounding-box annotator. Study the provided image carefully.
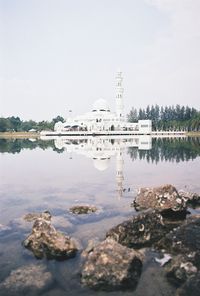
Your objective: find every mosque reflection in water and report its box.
[50,135,152,198]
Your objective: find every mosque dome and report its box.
[93,158,110,171]
[92,98,110,112]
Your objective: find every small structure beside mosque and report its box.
[41,70,152,136]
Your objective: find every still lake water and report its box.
[0,136,200,296]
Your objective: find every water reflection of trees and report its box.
[0,139,64,154]
[128,137,200,163]
[1,137,200,163]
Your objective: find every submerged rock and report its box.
[156,215,200,265]
[156,215,200,294]
[22,212,78,260]
[0,264,53,295]
[81,238,143,291]
[165,255,198,286]
[106,210,179,249]
[176,272,200,296]
[133,184,186,213]
[81,237,101,258]
[0,223,11,234]
[69,205,98,215]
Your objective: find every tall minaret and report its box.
[115,69,124,120]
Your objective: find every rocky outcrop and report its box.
[106,210,181,249]
[22,212,78,260]
[69,205,97,214]
[155,215,200,295]
[165,255,197,286]
[133,184,186,213]
[24,210,52,222]
[156,215,200,264]
[0,264,53,295]
[178,190,200,208]
[81,238,143,291]
[176,272,200,296]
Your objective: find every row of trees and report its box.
[127,105,200,131]
[0,116,65,132]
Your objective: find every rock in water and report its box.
[156,215,200,266]
[81,238,143,291]
[69,205,97,214]
[176,271,200,296]
[0,264,53,295]
[164,254,197,286]
[133,184,186,213]
[22,213,77,260]
[106,210,177,249]
[156,215,200,295]
[24,210,51,222]
[178,190,200,208]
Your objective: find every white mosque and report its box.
[52,70,152,135]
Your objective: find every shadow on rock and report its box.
[106,210,184,249]
[155,214,200,296]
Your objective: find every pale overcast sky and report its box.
[0,0,200,121]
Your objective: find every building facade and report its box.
[54,71,152,134]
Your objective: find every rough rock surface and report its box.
[156,215,200,266]
[165,255,198,286]
[81,237,101,258]
[133,184,186,212]
[155,215,200,295]
[0,264,53,295]
[106,210,180,248]
[69,205,97,215]
[24,210,51,222]
[176,272,200,296]
[178,190,200,208]
[81,238,143,290]
[22,212,77,260]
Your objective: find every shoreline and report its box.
[0,132,40,139]
[0,131,199,139]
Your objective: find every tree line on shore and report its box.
[127,104,200,131]
[0,105,199,132]
[0,116,65,132]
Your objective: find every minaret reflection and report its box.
[116,148,124,199]
[52,136,152,199]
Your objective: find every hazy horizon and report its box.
[1,0,200,121]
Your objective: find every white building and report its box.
[54,71,152,134]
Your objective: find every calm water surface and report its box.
[0,136,200,296]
